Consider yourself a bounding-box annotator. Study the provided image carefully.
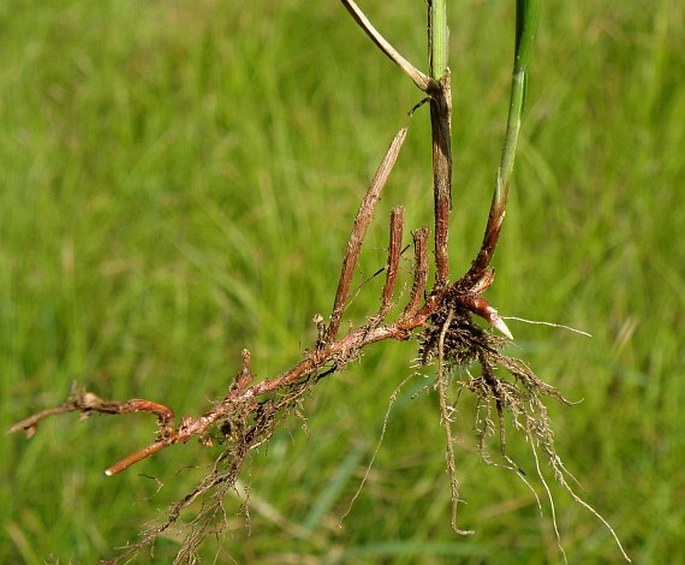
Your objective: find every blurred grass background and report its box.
[1,0,683,562]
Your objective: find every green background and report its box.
[1,1,683,562]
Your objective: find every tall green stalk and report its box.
[463,0,540,285]
[491,0,540,223]
[428,0,449,79]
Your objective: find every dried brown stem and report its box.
[327,126,408,342]
[400,226,429,322]
[428,73,453,287]
[379,206,404,318]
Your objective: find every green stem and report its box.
[428,0,449,79]
[493,0,540,212]
[492,69,525,213]
[462,0,540,285]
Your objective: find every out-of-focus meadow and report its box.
[1,1,683,562]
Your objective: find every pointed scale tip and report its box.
[492,316,514,340]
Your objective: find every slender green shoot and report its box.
[428,0,449,79]
[491,0,540,217]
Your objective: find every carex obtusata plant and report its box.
[10,2,630,562]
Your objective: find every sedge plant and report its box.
[10,1,631,562]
